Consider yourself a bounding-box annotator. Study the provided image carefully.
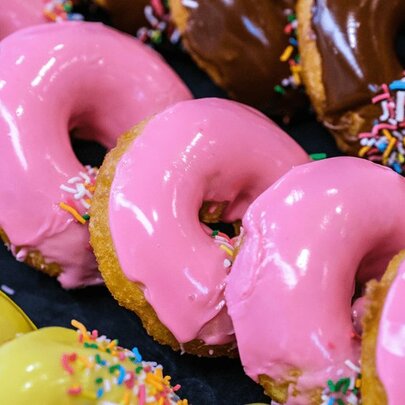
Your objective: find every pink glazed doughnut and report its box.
[90,98,309,356]
[0,0,45,39]
[226,157,405,404]
[0,22,191,289]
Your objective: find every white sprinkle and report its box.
[182,0,199,8]
[224,259,232,268]
[79,171,91,183]
[67,176,82,184]
[60,184,77,193]
[345,359,361,374]
[1,284,15,295]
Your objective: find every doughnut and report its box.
[169,0,306,117]
[0,291,36,344]
[89,97,309,356]
[0,0,45,39]
[362,250,405,404]
[94,0,149,34]
[226,157,405,403]
[297,0,405,164]
[0,320,187,404]
[0,22,191,289]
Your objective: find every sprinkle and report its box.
[67,385,82,396]
[310,153,328,161]
[43,0,84,22]
[280,45,294,62]
[61,353,77,375]
[59,202,86,224]
[358,75,405,173]
[132,347,143,362]
[274,9,303,96]
[1,284,15,295]
[137,0,180,45]
[344,360,361,374]
[181,0,199,8]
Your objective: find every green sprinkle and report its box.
[84,342,98,349]
[336,399,345,405]
[82,214,90,221]
[287,14,296,22]
[211,230,219,237]
[327,380,336,392]
[136,366,144,374]
[310,153,327,160]
[335,377,350,394]
[109,364,120,374]
[95,377,103,385]
[274,85,286,95]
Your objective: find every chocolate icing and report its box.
[180,0,305,116]
[312,0,405,122]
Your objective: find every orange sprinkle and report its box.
[59,202,86,224]
[122,390,132,405]
[71,319,90,342]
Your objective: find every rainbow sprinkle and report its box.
[62,320,187,404]
[211,227,243,271]
[137,0,180,45]
[358,75,405,173]
[58,165,98,224]
[274,9,302,96]
[43,0,84,22]
[321,360,362,405]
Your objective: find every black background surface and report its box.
[1,16,377,405]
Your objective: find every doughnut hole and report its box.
[199,201,241,239]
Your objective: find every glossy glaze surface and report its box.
[0,22,191,288]
[109,98,309,345]
[0,0,45,39]
[0,292,36,344]
[180,0,302,114]
[226,157,405,402]
[377,260,405,404]
[0,326,183,404]
[312,0,405,114]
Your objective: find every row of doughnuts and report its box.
[97,0,405,173]
[84,97,405,404]
[5,1,403,401]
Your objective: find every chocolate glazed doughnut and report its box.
[169,0,307,117]
[298,0,405,163]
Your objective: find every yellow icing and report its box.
[0,326,184,404]
[0,291,36,344]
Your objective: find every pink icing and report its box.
[108,98,309,345]
[0,0,45,39]
[377,259,405,404]
[226,157,405,403]
[0,22,191,288]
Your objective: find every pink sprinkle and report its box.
[371,123,397,136]
[172,384,181,391]
[125,371,135,389]
[61,353,77,375]
[91,329,99,340]
[138,384,146,405]
[67,386,82,396]
[151,0,165,17]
